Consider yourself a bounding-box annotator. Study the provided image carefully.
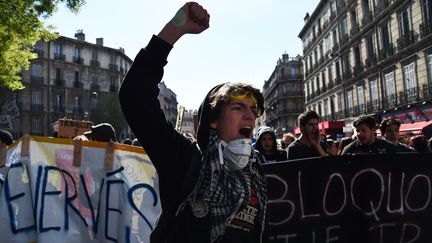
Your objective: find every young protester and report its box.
[119,2,267,242]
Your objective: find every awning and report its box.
[399,121,432,135]
[294,121,345,135]
[377,121,432,136]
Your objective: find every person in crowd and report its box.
[0,129,13,148]
[409,135,431,152]
[429,137,432,152]
[123,138,133,145]
[255,126,287,163]
[337,137,354,155]
[119,3,267,242]
[379,118,413,152]
[74,123,117,142]
[342,115,397,154]
[326,139,338,156]
[281,132,296,149]
[287,110,328,160]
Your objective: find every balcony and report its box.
[382,93,396,109]
[420,23,432,38]
[31,76,44,85]
[55,79,65,86]
[91,83,100,91]
[379,45,394,60]
[359,104,366,114]
[329,12,336,21]
[30,104,43,112]
[421,83,432,99]
[90,60,100,68]
[109,63,118,72]
[54,53,65,61]
[335,110,345,120]
[399,87,419,105]
[73,81,83,89]
[367,99,380,112]
[345,107,354,117]
[73,56,83,64]
[397,31,418,51]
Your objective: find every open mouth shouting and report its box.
[239,127,253,138]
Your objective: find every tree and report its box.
[91,93,129,140]
[0,0,85,90]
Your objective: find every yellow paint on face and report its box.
[230,91,257,105]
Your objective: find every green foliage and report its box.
[0,0,85,90]
[91,93,128,138]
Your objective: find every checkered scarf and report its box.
[186,130,267,242]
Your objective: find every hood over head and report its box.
[196,83,264,150]
[254,126,278,152]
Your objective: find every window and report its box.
[74,96,80,107]
[354,46,361,67]
[366,34,375,62]
[55,68,61,80]
[75,71,79,82]
[370,79,378,101]
[362,0,370,18]
[55,43,62,54]
[35,41,43,50]
[350,8,357,26]
[56,95,62,111]
[357,85,365,112]
[31,119,42,135]
[92,49,98,60]
[290,66,297,78]
[398,8,410,37]
[341,16,348,36]
[384,71,396,107]
[32,91,42,105]
[403,62,416,90]
[74,47,81,58]
[31,64,42,77]
[385,72,395,95]
[347,90,354,115]
[422,0,432,25]
[428,54,432,83]
[381,22,391,48]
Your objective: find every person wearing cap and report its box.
[0,129,13,148]
[119,3,267,242]
[74,123,117,142]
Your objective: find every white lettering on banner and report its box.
[0,137,161,243]
[266,165,432,242]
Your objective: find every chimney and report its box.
[304,13,310,23]
[75,29,85,41]
[282,53,289,62]
[96,38,104,46]
[118,47,125,54]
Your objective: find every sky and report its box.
[46,0,319,110]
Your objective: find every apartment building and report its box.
[262,53,305,138]
[299,0,432,136]
[2,31,132,139]
[158,81,178,126]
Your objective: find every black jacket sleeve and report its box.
[119,35,200,216]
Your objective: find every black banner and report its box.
[263,153,432,243]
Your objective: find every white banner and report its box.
[0,136,161,243]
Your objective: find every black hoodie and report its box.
[119,35,267,242]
